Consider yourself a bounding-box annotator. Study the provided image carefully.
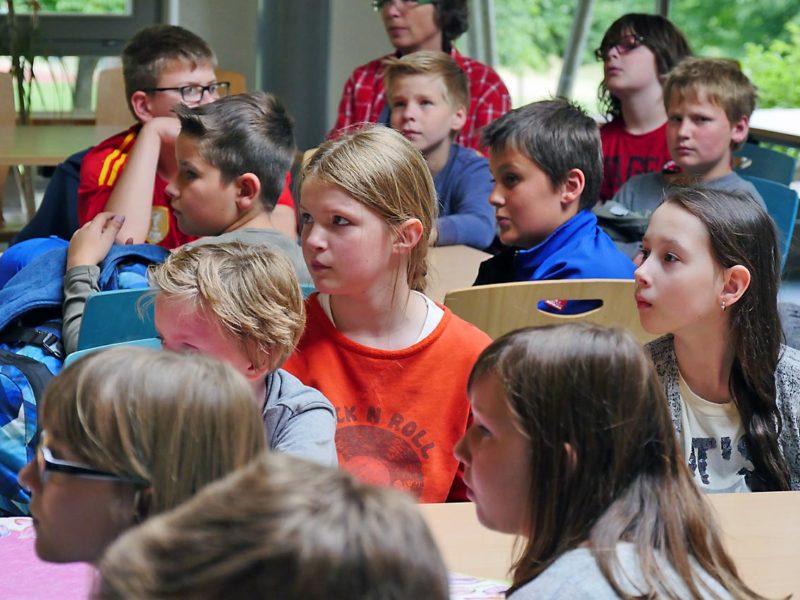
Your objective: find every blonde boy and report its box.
[383,51,495,249]
[149,241,337,467]
[613,58,763,216]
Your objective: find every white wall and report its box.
[327,1,392,128]
[167,0,259,88]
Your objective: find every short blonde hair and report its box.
[148,242,305,370]
[664,57,757,132]
[301,126,438,292]
[39,347,265,517]
[383,50,470,113]
[96,452,450,600]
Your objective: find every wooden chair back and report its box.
[444,278,656,343]
[0,71,15,125]
[215,68,247,95]
[426,245,490,303]
[95,66,134,127]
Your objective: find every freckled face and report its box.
[454,373,531,534]
[299,179,398,297]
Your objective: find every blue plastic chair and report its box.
[76,288,158,351]
[735,143,797,186]
[65,337,162,367]
[741,175,799,271]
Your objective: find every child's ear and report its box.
[450,105,467,134]
[235,173,262,212]
[243,356,272,383]
[393,218,424,254]
[560,168,585,208]
[720,264,751,308]
[730,114,749,146]
[130,90,155,122]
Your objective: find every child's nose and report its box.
[453,434,470,464]
[633,261,650,286]
[488,184,504,207]
[165,180,179,200]
[18,459,39,492]
[302,223,326,250]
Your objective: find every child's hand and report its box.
[143,116,182,143]
[67,212,126,268]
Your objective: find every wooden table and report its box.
[421,492,800,597]
[0,124,120,166]
[0,124,120,224]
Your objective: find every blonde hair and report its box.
[664,57,757,147]
[301,126,437,292]
[383,50,469,113]
[39,347,265,517]
[96,452,449,600]
[148,241,305,370]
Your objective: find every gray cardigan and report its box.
[647,335,800,491]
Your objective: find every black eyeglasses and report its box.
[372,0,435,11]
[141,81,231,103]
[594,34,645,62]
[35,431,147,485]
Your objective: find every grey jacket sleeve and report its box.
[62,265,101,355]
[263,369,338,467]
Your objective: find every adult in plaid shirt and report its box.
[329,0,511,155]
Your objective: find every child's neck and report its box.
[223,210,275,235]
[424,139,453,178]
[620,83,667,134]
[683,160,733,184]
[328,281,429,351]
[672,322,736,404]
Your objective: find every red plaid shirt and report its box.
[329,48,511,155]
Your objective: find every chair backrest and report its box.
[444,279,656,343]
[77,288,158,351]
[735,143,797,186]
[65,337,161,367]
[0,71,15,125]
[426,245,491,303]
[741,174,799,270]
[215,68,246,95]
[95,66,135,127]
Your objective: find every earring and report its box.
[721,300,726,312]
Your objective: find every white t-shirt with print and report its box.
[678,373,753,493]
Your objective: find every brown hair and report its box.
[300,125,437,292]
[470,323,764,599]
[148,241,305,371]
[174,92,295,210]
[95,452,449,600]
[482,98,603,210]
[383,50,469,114]
[597,13,692,120]
[662,187,788,491]
[122,24,216,113]
[39,347,265,517]
[663,57,757,150]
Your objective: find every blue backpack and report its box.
[0,243,168,516]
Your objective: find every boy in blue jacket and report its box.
[475,99,634,313]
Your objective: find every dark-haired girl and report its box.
[455,323,765,598]
[597,13,692,199]
[636,187,800,492]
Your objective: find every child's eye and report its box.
[392,101,406,109]
[663,252,679,263]
[181,168,198,181]
[299,212,313,225]
[640,248,651,260]
[668,115,682,123]
[502,174,519,187]
[332,215,351,226]
[421,99,434,106]
[476,425,492,438]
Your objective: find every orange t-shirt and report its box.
[283,295,491,503]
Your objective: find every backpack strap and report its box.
[0,320,64,361]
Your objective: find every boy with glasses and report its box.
[78,25,220,250]
[330,0,510,154]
